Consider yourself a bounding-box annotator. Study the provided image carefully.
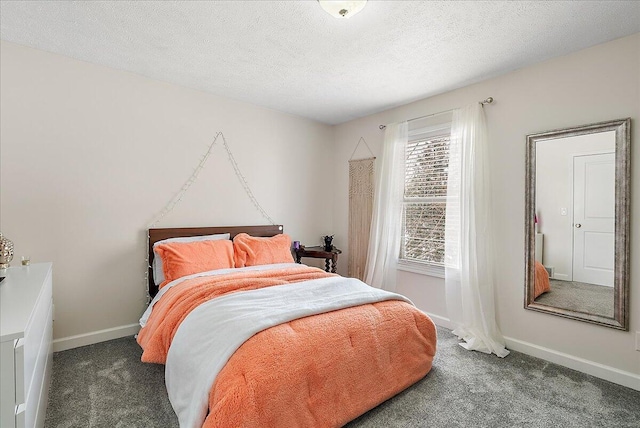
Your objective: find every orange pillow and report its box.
[154,239,234,288]
[233,233,294,268]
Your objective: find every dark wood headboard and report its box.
[148,225,284,297]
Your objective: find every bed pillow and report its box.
[233,233,294,268]
[154,239,234,287]
[153,233,230,285]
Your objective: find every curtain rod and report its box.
[378,97,494,130]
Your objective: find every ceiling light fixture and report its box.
[318,1,367,19]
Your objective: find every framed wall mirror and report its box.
[525,118,630,330]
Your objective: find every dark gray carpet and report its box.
[44,327,640,428]
[535,279,614,318]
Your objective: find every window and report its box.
[400,126,451,271]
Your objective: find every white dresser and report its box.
[1,263,53,428]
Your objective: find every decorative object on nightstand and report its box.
[295,245,342,273]
[322,235,334,252]
[0,233,14,269]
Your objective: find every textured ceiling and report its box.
[1,1,639,125]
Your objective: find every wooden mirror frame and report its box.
[524,118,631,330]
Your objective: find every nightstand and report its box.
[294,246,342,273]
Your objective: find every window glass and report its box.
[401,131,450,266]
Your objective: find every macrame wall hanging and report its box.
[144,131,276,302]
[348,137,375,280]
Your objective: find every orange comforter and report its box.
[534,261,551,298]
[138,266,437,427]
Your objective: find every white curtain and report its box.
[444,103,509,358]
[364,122,408,291]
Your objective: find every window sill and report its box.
[397,260,445,278]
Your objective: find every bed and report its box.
[138,225,437,428]
[534,261,551,299]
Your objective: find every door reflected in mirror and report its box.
[525,119,630,330]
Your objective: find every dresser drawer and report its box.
[0,343,16,428]
[22,270,52,403]
[24,304,53,428]
[14,338,25,403]
[0,263,54,428]
[15,403,25,428]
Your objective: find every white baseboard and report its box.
[504,335,640,391]
[425,312,454,330]
[424,313,639,391]
[53,323,140,352]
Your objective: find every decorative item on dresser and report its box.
[0,233,14,268]
[294,245,342,273]
[0,263,53,428]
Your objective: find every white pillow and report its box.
[152,233,231,285]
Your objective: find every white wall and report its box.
[1,32,638,385]
[536,132,614,281]
[0,41,335,341]
[333,34,640,379]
